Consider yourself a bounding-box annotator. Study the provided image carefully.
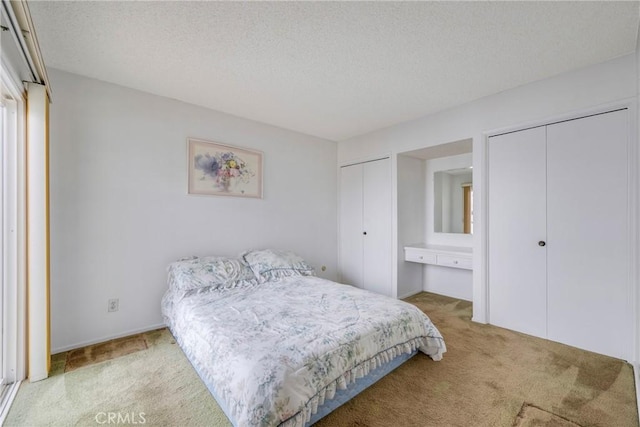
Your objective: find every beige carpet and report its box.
[5,292,638,426]
[5,329,230,427]
[316,293,638,427]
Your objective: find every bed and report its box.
[161,249,446,427]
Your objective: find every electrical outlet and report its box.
[108,298,119,313]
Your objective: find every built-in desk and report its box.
[404,244,472,270]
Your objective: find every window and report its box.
[463,184,473,234]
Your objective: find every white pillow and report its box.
[241,249,315,282]
[168,256,257,291]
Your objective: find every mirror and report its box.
[434,168,473,234]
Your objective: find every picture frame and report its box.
[188,138,263,198]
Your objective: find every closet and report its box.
[339,158,392,297]
[488,109,631,360]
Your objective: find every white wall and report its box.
[339,55,637,162]
[635,31,640,396]
[49,69,338,352]
[424,267,472,301]
[396,155,424,298]
[339,53,638,324]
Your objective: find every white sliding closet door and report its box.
[362,158,391,296]
[546,110,630,359]
[488,127,548,337]
[339,158,392,296]
[339,163,364,288]
[488,109,631,360]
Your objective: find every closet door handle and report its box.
[538,241,546,247]
[363,231,367,235]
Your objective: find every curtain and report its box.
[26,82,50,382]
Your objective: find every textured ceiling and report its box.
[27,1,639,141]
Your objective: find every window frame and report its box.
[0,56,27,424]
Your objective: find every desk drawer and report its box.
[436,254,472,270]
[405,249,436,264]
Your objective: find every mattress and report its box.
[162,275,446,427]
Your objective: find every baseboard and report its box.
[398,288,423,299]
[471,315,488,324]
[52,323,167,354]
[422,287,472,302]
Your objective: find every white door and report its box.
[488,126,547,337]
[362,158,392,296]
[339,163,364,288]
[546,110,630,359]
[339,158,392,296]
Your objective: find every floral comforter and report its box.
[162,276,446,427]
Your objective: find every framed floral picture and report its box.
[188,138,263,198]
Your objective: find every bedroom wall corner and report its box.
[396,155,425,299]
[48,69,338,353]
[635,32,640,412]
